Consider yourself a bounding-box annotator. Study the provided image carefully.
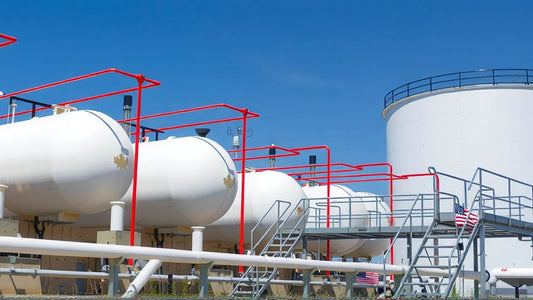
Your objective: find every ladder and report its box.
[230,199,308,299]
[394,195,481,298]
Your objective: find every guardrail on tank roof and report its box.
[384,68,533,108]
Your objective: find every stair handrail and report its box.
[442,192,482,297]
[392,217,439,299]
[382,193,426,282]
[250,200,292,255]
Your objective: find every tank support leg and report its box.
[302,269,312,298]
[199,262,212,298]
[474,238,479,299]
[480,222,487,298]
[107,258,121,296]
[344,272,355,298]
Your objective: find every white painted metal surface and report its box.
[0,236,429,275]
[302,184,368,257]
[77,136,238,228]
[124,136,237,227]
[191,226,205,251]
[122,259,162,298]
[347,191,391,258]
[205,171,306,244]
[488,267,533,287]
[0,185,6,218]
[0,110,134,216]
[384,86,533,288]
[109,201,125,231]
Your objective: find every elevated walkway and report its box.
[234,167,533,299]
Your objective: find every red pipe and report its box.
[289,146,331,266]
[120,103,260,123]
[229,145,300,161]
[128,75,145,265]
[0,68,160,119]
[238,109,248,273]
[0,33,17,48]
[255,162,361,173]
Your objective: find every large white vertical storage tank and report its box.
[383,69,533,292]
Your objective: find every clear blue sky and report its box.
[2,1,532,194]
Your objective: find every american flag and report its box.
[355,271,379,284]
[455,203,479,230]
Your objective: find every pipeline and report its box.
[0,236,480,281]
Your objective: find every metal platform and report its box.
[304,211,533,240]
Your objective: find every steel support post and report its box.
[199,263,212,298]
[302,269,312,298]
[345,272,355,298]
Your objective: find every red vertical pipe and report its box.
[239,109,248,273]
[326,147,331,263]
[389,164,394,273]
[129,75,145,264]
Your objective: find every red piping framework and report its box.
[0,33,17,48]
[0,68,161,261]
[118,103,260,271]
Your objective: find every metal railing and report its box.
[250,200,292,255]
[468,167,533,223]
[384,69,533,108]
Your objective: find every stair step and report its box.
[232,290,255,296]
[417,255,459,259]
[422,245,456,249]
[426,235,461,239]
[413,265,457,269]
[402,293,444,297]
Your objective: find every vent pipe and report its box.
[269,144,276,168]
[309,155,317,186]
[123,95,133,136]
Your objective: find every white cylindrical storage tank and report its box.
[346,192,391,258]
[124,136,238,227]
[384,69,533,293]
[0,110,134,216]
[204,171,307,245]
[76,136,238,228]
[301,184,369,257]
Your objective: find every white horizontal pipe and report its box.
[122,259,162,298]
[0,236,403,274]
[0,236,476,280]
[0,267,382,289]
[488,267,533,285]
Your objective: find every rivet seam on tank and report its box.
[113,153,129,169]
[223,174,235,189]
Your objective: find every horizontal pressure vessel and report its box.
[123,136,238,227]
[343,191,391,258]
[0,110,134,216]
[204,171,307,244]
[76,136,238,228]
[301,184,368,256]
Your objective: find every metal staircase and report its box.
[393,208,480,298]
[394,168,503,298]
[230,199,308,299]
